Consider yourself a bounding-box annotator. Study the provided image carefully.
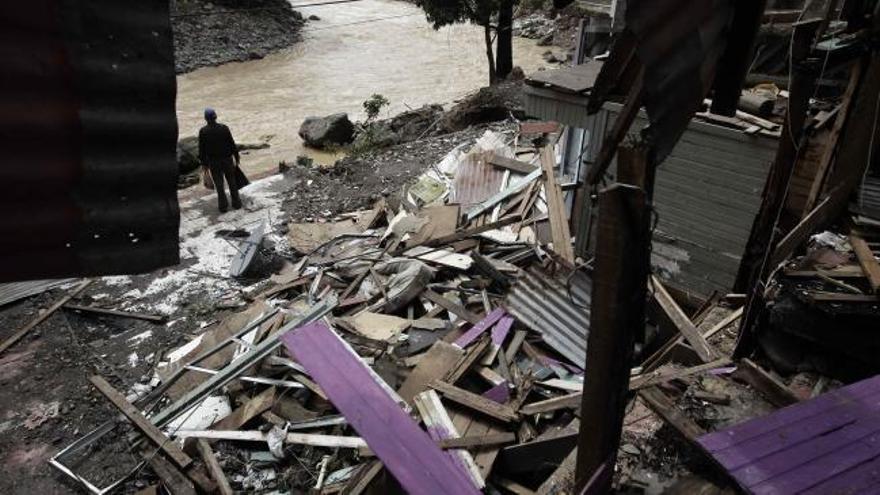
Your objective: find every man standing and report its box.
[199,108,242,212]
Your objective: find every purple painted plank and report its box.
[483,381,510,404]
[699,376,880,451]
[283,322,479,495]
[454,308,505,348]
[732,419,880,487]
[491,316,514,346]
[751,431,880,495]
[801,451,880,495]
[712,410,860,469]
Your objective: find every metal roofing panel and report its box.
[0,1,180,282]
[504,267,591,366]
[0,279,76,307]
[451,152,507,208]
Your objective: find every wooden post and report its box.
[575,145,653,492]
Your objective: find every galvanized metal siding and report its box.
[1,1,179,281]
[504,268,591,366]
[524,93,776,297]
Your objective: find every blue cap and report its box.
[204,108,217,121]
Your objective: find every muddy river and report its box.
[176,0,552,175]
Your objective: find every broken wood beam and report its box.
[444,336,491,385]
[430,380,519,423]
[398,341,464,405]
[639,387,706,442]
[195,439,234,495]
[520,392,582,415]
[487,152,539,174]
[63,303,166,323]
[0,279,92,355]
[437,432,517,449]
[209,386,275,431]
[576,174,653,492]
[733,358,799,408]
[850,234,880,293]
[540,145,575,264]
[423,289,482,324]
[90,375,192,469]
[628,358,732,391]
[413,390,484,488]
[651,276,718,362]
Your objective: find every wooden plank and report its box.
[487,153,538,174]
[90,375,192,469]
[651,276,717,362]
[210,386,275,431]
[498,432,578,474]
[850,234,880,293]
[430,380,519,423]
[413,390,484,488]
[537,447,577,495]
[703,307,744,340]
[803,61,862,214]
[423,289,482,324]
[63,303,165,322]
[629,358,732,391]
[343,460,383,495]
[195,439,234,495]
[420,216,521,249]
[0,279,92,355]
[771,193,836,266]
[398,341,464,405]
[282,322,480,495]
[520,392,582,415]
[540,145,575,264]
[733,358,799,408]
[805,291,880,303]
[639,387,706,442]
[175,429,368,448]
[438,432,516,449]
[494,477,537,495]
[444,336,491,385]
[146,454,196,495]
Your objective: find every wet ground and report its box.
[176,0,554,174]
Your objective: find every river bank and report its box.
[172,0,306,74]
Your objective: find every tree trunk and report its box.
[484,21,497,84]
[495,0,514,81]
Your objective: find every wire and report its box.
[170,0,365,17]
[306,12,423,31]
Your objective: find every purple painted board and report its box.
[283,322,479,495]
[483,381,511,404]
[712,410,859,469]
[491,316,514,346]
[698,375,880,495]
[732,420,880,486]
[454,308,505,348]
[801,452,880,494]
[750,431,880,495]
[699,377,880,451]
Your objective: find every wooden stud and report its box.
[540,145,575,264]
[850,234,880,293]
[195,439,234,495]
[651,276,717,362]
[430,380,519,423]
[90,376,192,469]
[0,279,92,355]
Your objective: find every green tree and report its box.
[416,0,516,84]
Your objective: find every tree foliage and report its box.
[415,0,516,83]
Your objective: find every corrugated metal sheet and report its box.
[0,279,76,307]
[451,152,507,208]
[855,175,880,220]
[504,267,591,366]
[1,1,180,282]
[524,93,777,297]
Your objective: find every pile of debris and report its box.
[45,124,605,494]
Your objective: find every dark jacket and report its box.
[198,122,240,166]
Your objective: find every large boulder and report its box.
[298,113,355,149]
[177,136,201,174]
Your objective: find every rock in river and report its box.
[298,113,355,149]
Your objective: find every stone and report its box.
[309,14,321,20]
[177,135,201,174]
[298,113,355,149]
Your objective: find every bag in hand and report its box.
[201,165,214,190]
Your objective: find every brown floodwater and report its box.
[176,0,552,175]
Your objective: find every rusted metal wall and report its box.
[1,1,179,281]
